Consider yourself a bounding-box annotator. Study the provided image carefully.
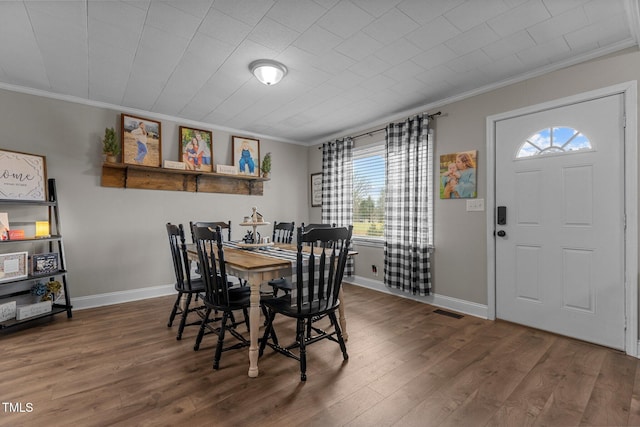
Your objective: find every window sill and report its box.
[352,237,384,248]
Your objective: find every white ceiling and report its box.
[1,0,638,144]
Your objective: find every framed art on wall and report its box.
[179,126,213,172]
[121,114,162,167]
[0,149,47,201]
[311,173,322,207]
[439,150,477,199]
[232,136,260,177]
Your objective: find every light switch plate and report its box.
[466,199,484,211]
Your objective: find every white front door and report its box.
[495,93,625,349]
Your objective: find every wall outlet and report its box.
[372,265,378,276]
[466,199,485,211]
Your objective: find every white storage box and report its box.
[0,300,16,322]
[16,300,52,320]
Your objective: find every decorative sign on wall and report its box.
[310,172,322,207]
[0,150,47,201]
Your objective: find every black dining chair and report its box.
[192,225,251,370]
[272,221,295,244]
[259,225,352,381]
[268,222,336,297]
[189,221,232,243]
[267,221,295,297]
[166,223,206,340]
[190,220,247,286]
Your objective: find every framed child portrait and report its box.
[440,150,477,199]
[179,127,213,172]
[232,136,260,177]
[121,114,162,167]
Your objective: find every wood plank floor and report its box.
[1,283,639,427]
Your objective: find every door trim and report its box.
[486,81,638,356]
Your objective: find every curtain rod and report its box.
[320,111,441,148]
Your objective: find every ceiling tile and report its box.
[212,0,273,26]
[349,55,392,79]
[146,2,202,39]
[397,0,464,25]
[487,0,550,37]
[335,32,384,61]
[412,44,458,70]
[316,1,375,39]
[527,6,589,44]
[445,50,493,73]
[404,16,460,51]
[248,17,300,52]
[383,60,426,81]
[267,0,328,33]
[482,30,536,61]
[445,24,500,55]
[541,0,590,16]
[362,7,419,43]
[351,0,403,18]
[293,24,345,54]
[374,38,422,64]
[162,0,214,18]
[444,0,510,32]
[199,9,253,45]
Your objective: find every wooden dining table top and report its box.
[186,243,356,272]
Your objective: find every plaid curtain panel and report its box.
[321,138,354,276]
[384,114,433,295]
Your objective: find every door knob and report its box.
[497,230,506,237]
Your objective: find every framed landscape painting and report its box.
[232,136,260,177]
[179,126,213,172]
[121,114,162,167]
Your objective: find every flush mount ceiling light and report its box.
[249,60,287,85]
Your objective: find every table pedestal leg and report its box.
[338,286,348,341]
[248,279,260,378]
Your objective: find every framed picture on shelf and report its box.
[121,114,162,167]
[0,251,28,283]
[179,126,213,172]
[310,173,322,207]
[31,252,59,275]
[232,136,260,177]
[0,149,47,201]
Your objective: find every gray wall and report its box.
[309,46,640,309]
[0,89,309,302]
[1,46,638,312]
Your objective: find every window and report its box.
[517,126,592,158]
[352,143,385,241]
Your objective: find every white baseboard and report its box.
[71,284,176,310]
[345,276,489,319]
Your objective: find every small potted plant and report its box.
[261,152,271,178]
[102,127,120,163]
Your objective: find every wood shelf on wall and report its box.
[101,163,268,196]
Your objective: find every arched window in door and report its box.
[516,126,592,158]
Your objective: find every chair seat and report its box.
[262,295,339,319]
[174,277,205,293]
[268,277,292,289]
[205,286,250,311]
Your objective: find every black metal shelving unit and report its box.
[0,179,72,330]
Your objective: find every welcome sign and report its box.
[0,150,46,201]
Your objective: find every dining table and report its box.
[186,242,352,378]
